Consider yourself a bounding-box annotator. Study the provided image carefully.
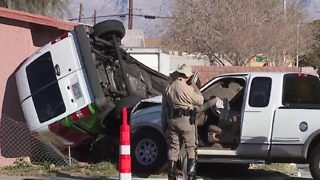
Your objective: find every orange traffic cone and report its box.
[119,107,131,180]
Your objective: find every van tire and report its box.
[131,129,167,173]
[93,20,125,40]
[309,144,320,179]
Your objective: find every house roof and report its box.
[122,29,145,47]
[144,38,163,48]
[0,7,78,31]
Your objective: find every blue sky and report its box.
[68,0,172,26]
[67,0,320,36]
[68,0,172,37]
[304,0,320,20]
[68,0,320,22]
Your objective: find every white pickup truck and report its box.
[130,72,320,179]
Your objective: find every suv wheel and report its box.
[132,129,167,173]
[93,20,125,40]
[309,144,320,179]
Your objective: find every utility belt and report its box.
[171,108,192,117]
[169,108,197,125]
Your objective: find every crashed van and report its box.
[15,20,170,151]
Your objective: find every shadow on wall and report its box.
[0,17,65,48]
[0,68,32,158]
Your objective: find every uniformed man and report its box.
[161,64,204,180]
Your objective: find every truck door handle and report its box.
[55,64,61,76]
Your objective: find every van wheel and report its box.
[309,144,320,179]
[93,20,125,40]
[132,129,167,173]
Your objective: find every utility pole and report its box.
[296,24,300,67]
[93,10,97,25]
[283,0,287,18]
[128,0,133,29]
[283,0,287,65]
[79,3,83,23]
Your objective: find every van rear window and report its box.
[283,74,320,106]
[26,52,66,123]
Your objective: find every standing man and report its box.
[162,64,204,180]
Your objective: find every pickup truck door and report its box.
[270,74,320,158]
[238,76,274,158]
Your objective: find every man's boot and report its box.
[187,158,197,180]
[168,160,177,180]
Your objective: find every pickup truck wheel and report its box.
[132,129,167,173]
[309,144,320,179]
[93,20,125,40]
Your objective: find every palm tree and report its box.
[0,0,70,19]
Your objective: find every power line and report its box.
[96,0,112,14]
[68,13,174,21]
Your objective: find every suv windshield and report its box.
[26,52,66,123]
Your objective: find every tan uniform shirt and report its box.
[165,77,204,110]
[162,77,203,160]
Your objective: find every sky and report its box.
[303,0,320,19]
[67,0,320,37]
[68,0,172,37]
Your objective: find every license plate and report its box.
[72,82,83,100]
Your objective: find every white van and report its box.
[15,20,170,150]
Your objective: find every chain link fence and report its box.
[0,114,79,166]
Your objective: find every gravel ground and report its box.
[0,164,313,180]
[0,175,313,180]
[294,164,312,179]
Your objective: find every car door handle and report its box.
[55,64,61,76]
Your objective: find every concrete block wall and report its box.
[0,7,77,166]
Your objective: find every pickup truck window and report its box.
[202,77,245,101]
[283,74,320,106]
[249,77,272,107]
[26,52,66,123]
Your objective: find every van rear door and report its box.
[17,34,92,131]
[49,33,82,78]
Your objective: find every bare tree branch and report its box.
[0,0,70,19]
[163,0,314,66]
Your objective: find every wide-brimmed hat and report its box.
[176,64,193,78]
